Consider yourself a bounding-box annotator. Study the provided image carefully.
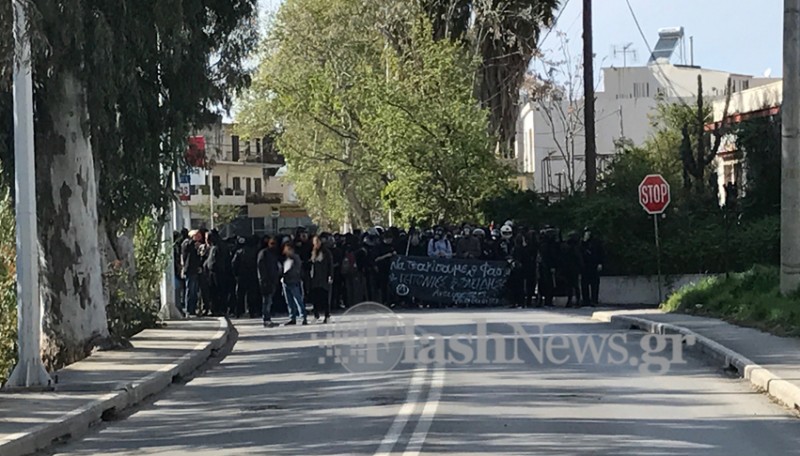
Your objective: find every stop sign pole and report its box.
[639,175,671,303]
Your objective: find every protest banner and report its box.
[389,255,511,306]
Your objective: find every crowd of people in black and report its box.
[175,222,605,327]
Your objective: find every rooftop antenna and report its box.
[612,42,638,68]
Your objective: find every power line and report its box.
[623,0,693,109]
[538,0,572,48]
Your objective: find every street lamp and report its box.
[6,0,52,388]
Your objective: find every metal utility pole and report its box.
[159,169,183,320]
[583,0,597,195]
[7,0,52,388]
[209,168,215,230]
[782,0,800,294]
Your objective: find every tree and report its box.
[192,204,245,230]
[523,32,586,194]
[239,0,509,228]
[736,114,781,217]
[644,76,731,195]
[420,0,560,157]
[0,0,257,368]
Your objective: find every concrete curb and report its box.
[0,317,229,456]
[592,311,800,413]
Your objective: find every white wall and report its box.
[516,62,763,195]
[597,274,711,306]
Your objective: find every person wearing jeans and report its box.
[181,230,204,316]
[281,242,307,325]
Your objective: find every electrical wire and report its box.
[538,0,573,48]
[623,0,694,109]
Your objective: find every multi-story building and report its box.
[180,121,312,236]
[514,27,780,197]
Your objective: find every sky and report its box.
[543,0,783,80]
[258,0,782,78]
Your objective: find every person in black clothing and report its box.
[174,230,188,310]
[231,236,260,318]
[326,233,345,310]
[373,231,397,305]
[342,234,366,307]
[257,235,281,327]
[310,235,334,322]
[406,230,427,257]
[197,229,213,316]
[181,230,204,316]
[293,227,313,307]
[204,231,231,316]
[522,228,539,308]
[537,228,559,307]
[561,231,583,308]
[580,227,605,307]
[361,230,380,301]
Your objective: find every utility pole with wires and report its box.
[781,0,800,294]
[583,0,597,195]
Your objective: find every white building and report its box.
[181,121,311,236]
[514,27,779,197]
[710,79,782,205]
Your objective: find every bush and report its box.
[105,217,167,340]
[0,190,15,385]
[662,266,800,337]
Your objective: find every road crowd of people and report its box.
[175,222,605,327]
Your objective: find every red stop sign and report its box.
[639,174,671,214]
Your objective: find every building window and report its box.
[633,82,650,98]
[233,177,241,191]
[742,80,749,91]
[231,135,240,162]
[212,176,221,195]
[246,178,252,195]
[254,178,262,194]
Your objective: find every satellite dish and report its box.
[764,68,772,78]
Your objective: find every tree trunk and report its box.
[35,72,108,369]
[340,173,373,229]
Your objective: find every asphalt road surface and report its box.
[46,309,800,456]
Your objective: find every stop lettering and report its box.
[639,174,671,214]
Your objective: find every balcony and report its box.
[188,186,246,206]
[246,193,283,205]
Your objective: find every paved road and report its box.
[46,309,800,455]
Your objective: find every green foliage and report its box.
[239,0,510,228]
[105,217,166,339]
[134,217,169,312]
[0,190,16,385]
[482,130,779,276]
[192,204,243,229]
[0,0,259,225]
[662,266,800,337]
[420,0,559,155]
[737,115,781,217]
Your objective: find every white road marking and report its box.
[374,367,430,456]
[402,366,446,456]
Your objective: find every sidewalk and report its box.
[592,309,800,414]
[0,317,229,456]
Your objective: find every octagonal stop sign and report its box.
[639,174,671,215]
